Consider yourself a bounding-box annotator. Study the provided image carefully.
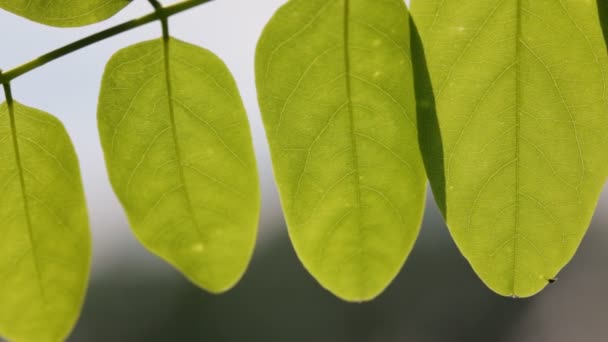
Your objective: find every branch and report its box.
[0,0,213,84]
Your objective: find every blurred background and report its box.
[0,0,607,341]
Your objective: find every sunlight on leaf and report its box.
[411,0,608,297]
[98,38,260,293]
[0,101,90,342]
[256,0,426,301]
[0,0,130,27]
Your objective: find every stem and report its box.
[148,0,164,11]
[0,0,213,84]
[148,0,171,40]
[2,79,14,107]
[1,80,45,298]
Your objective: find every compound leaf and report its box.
[0,0,130,27]
[411,0,608,297]
[0,101,90,342]
[98,38,260,293]
[256,0,426,301]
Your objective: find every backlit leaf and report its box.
[0,101,90,342]
[0,0,130,27]
[256,0,426,301]
[98,38,260,293]
[411,0,608,297]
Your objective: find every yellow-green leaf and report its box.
[98,38,260,293]
[411,0,608,297]
[0,0,130,27]
[255,0,426,301]
[0,101,90,342]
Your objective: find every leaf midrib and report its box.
[343,0,366,295]
[161,38,206,248]
[511,1,590,295]
[5,100,45,299]
[513,0,522,296]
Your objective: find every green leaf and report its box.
[256,0,426,301]
[0,0,130,27]
[98,38,260,293]
[0,101,90,342]
[411,0,608,297]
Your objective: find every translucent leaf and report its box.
[255,0,426,301]
[0,0,130,27]
[0,101,90,342]
[411,0,608,297]
[98,38,260,293]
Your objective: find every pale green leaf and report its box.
[98,38,260,293]
[255,0,426,301]
[0,0,130,27]
[411,0,608,297]
[0,101,90,342]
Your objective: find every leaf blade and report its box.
[0,101,90,342]
[411,0,608,297]
[256,0,427,301]
[98,38,260,293]
[0,0,130,27]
